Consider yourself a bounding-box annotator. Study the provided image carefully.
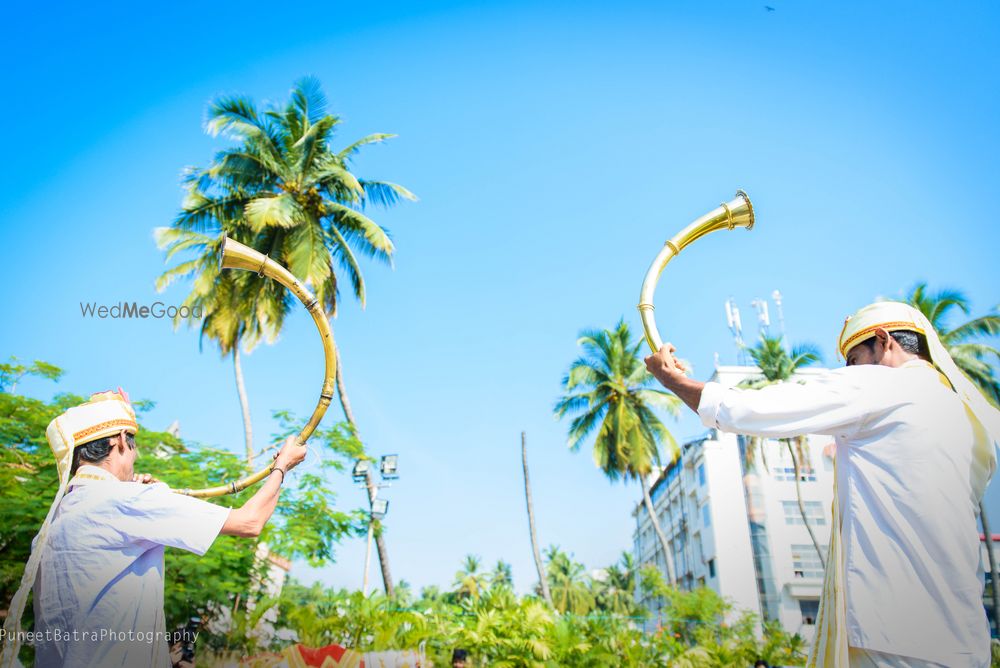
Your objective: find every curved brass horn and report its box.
[176,237,336,498]
[638,191,755,353]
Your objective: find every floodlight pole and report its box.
[355,457,396,597]
[362,517,374,595]
[362,473,377,595]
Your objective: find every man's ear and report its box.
[873,327,890,349]
[115,430,129,453]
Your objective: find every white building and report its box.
[633,365,836,639]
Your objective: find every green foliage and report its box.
[544,546,594,615]
[640,567,807,667]
[259,559,807,668]
[0,356,63,393]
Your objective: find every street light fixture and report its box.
[371,498,389,520]
[351,459,370,483]
[380,454,399,479]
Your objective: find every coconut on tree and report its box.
[555,319,682,585]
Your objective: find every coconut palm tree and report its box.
[454,555,488,600]
[740,334,826,567]
[544,546,595,615]
[902,282,1000,630]
[158,77,413,595]
[521,431,553,605]
[595,551,639,616]
[554,319,682,585]
[491,560,514,590]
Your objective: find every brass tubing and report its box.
[637,191,755,354]
[176,236,337,498]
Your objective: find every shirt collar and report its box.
[70,464,120,485]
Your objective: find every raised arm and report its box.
[221,436,307,538]
[645,344,867,439]
[644,343,705,413]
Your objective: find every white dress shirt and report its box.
[698,361,992,667]
[32,466,230,667]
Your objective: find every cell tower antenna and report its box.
[751,298,771,337]
[725,298,747,364]
[772,289,786,339]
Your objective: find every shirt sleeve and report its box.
[114,483,231,555]
[697,368,871,439]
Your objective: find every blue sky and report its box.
[2,0,999,594]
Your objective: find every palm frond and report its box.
[324,222,366,308]
[311,162,364,197]
[294,115,338,175]
[154,258,205,292]
[359,180,418,209]
[327,202,395,263]
[566,401,608,453]
[205,95,268,140]
[945,314,1000,344]
[244,193,303,231]
[338,133,397,161]
[284,217,331,288]
[290,76,329,125]
[634,389,682,417]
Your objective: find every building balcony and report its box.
[784,580,823,599]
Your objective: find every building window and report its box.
[697,462,706,486]
[790,543,826,580]
[701,502,711,528]
[782,500,825,526]
[707,558,716,578]
[774,466,816,482]
[799,598,820,625]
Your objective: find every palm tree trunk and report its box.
[785,439,825,568]
[521,431,552,605]
[333,339,395,597]
[233,345,253,466]
[640,474,677,586]
[981,501,1000,637]
[364,467,395,597]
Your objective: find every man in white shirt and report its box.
[644,302,999,668]
[0,389,306,668]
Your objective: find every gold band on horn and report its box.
[637,191,755,353]
[175,236,337,498]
